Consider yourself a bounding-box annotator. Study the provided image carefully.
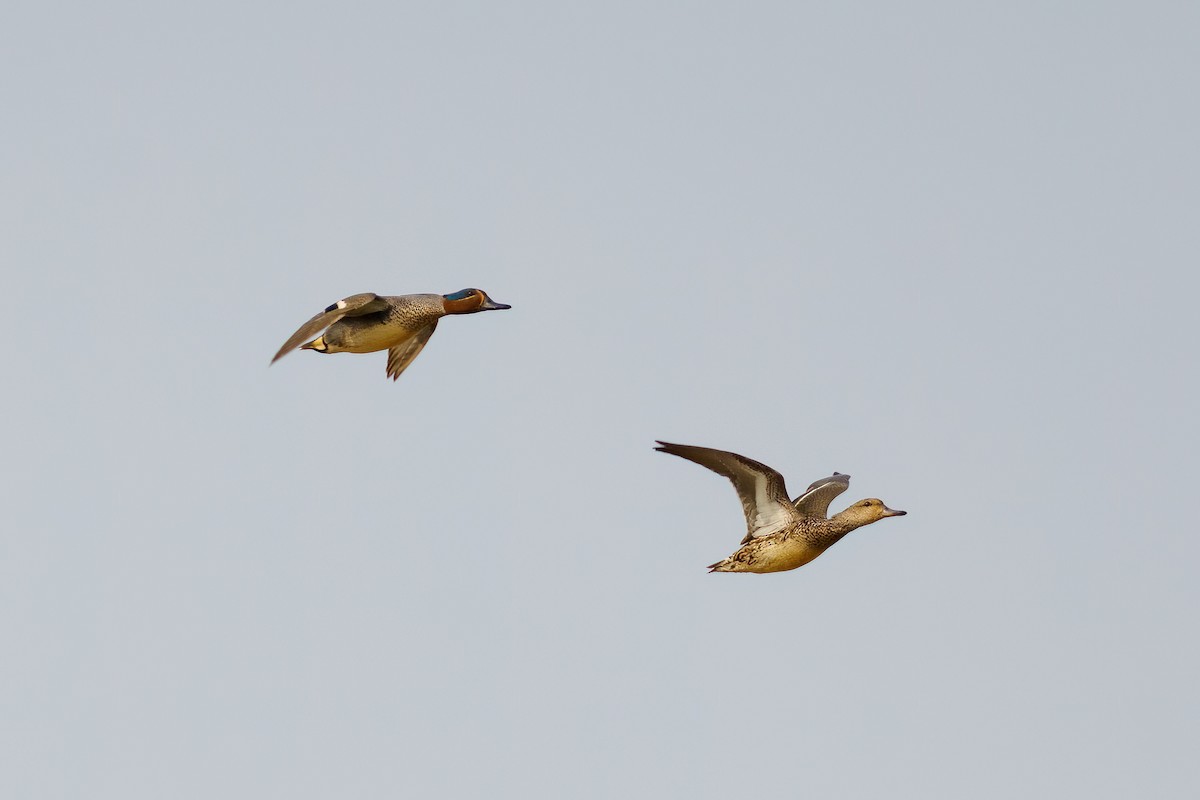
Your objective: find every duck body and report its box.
[272,288,510,380]
[707,515,866,573]
[312,294,446,354]
[654,441,906,574]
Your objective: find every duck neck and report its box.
[827,509,869,538]
[800,516,858,549]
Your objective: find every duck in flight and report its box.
[271,288,510,381]
[655,441,906,573]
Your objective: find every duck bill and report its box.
[883,507,907,517]
[482,297,511,310]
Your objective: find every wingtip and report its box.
[271,341,303,364]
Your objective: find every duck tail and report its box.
[301,336,328,353]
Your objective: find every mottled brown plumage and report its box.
[655,441,906,573]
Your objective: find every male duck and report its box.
[271,289,510,380]
[655,441,906,573]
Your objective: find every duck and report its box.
[654,441,906,573]
[271,288,510,380]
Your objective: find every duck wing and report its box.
[385,321,439,380]
[655,441,802,544]
[792,473,851,519]
[271,293,390,364]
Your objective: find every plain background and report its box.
[4,1,1198,797]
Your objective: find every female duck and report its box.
[271,288,510,380]
[655,441,906,573]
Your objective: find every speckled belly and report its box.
[327,318,413,353]
[748,538,826,573]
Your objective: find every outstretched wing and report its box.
[271,293,389,363]
[792,473,851,519]
[385,321,439,380]
[655,441,802,544]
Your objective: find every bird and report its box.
[654,441,906,573]
[271,288,510,380]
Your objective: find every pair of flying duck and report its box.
[272,288,906,573]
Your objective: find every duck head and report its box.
[834,498,907,530]
[441,288,512,314]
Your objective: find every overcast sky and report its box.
[4,1,1198,797]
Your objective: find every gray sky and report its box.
[4,1,1198,797]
